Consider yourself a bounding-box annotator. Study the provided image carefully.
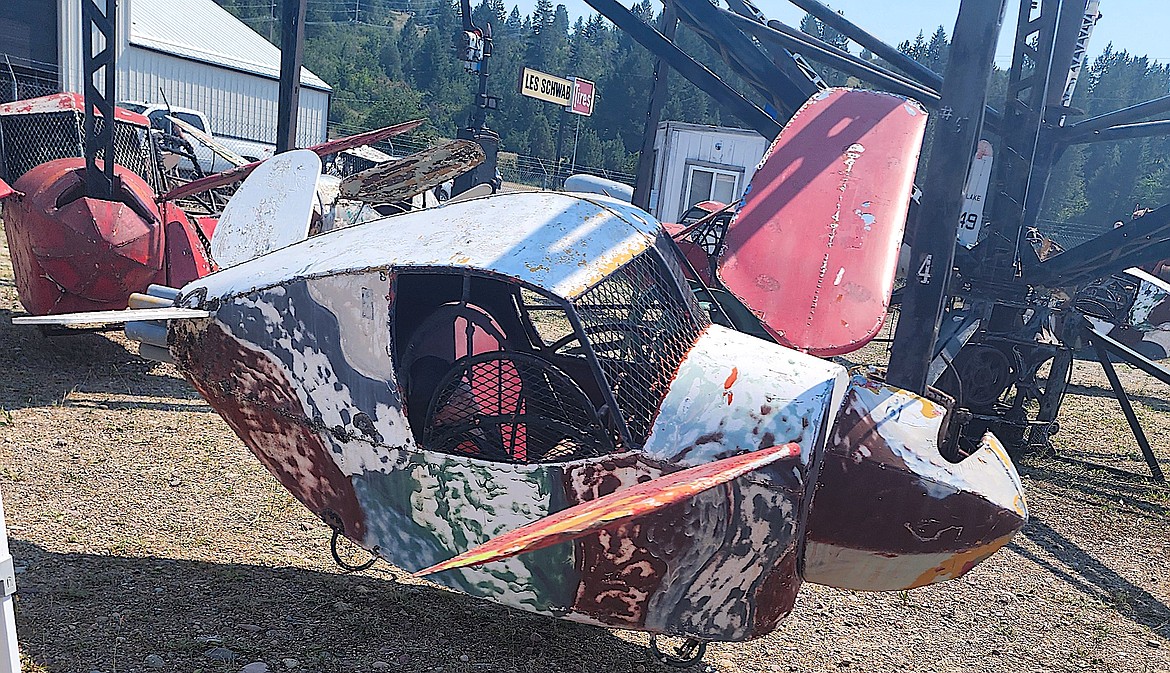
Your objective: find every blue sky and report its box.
[509,0,1168,68]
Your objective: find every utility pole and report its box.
[632,2,676,212]
[276,0,307,153]
[453,0,501,195]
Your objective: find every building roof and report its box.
[189,191,663,302]
[129,0,331,92]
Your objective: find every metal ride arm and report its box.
[81,0,117,201]
[581,0,781,139]
[886,0,1007,393]
[670,0,818,120]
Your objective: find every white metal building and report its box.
[2,0,331,147]
[650,121,769,225]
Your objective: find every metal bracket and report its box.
[0,555,16,597]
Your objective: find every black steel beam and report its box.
[671,0,816,119]
[981,0,1063,275]
[1090,335,1166,482]
[1060,94,1170,142]
[787,0,943,90]
[886,0,1007,394]
[632,3,676,211]
[719,10,941,107]
[1061,118,1170,144]
[582,0,781,138]
[1020,0,1095,235]
[276,0,307,153]
[81,0,116,201]
[1028,201,1170,287]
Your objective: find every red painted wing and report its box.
[414,442,801,576]
[161,119,425,201]
[717,88,928,356]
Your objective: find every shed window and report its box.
[685,166,738,212]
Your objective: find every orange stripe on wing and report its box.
[415,442,801,577]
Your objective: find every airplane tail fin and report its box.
[414,442,801,576]
[208,149,320,269]
[717,88,928,356]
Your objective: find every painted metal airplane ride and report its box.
[0,90,471,316]
[15,88,1028,662]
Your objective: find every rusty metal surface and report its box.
[717,88,927,356]
[417,442,802,576]
[803,373,1027,591]
[0,92,151,127]
[338,140,485,204]
[161,204,215,288]
[4,158,165,315]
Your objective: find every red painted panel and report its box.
[0,93,151,127]
[5,159,164,315]
[717,89,928,356]
[162,203,216,287]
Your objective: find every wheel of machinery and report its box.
[940,344,1013,410]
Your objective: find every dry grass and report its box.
[0,217,1167,673]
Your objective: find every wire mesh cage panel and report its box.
[572,245,709,445]
[0,108,161,190]
[424,351,615,464]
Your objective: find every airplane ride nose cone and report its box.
[802,375,1027,591]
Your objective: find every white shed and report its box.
[650,121,769,225]
[2,0,330,148]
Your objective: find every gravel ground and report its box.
[0,219,1168,673]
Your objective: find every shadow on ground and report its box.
[0,307,204,412]
[12,540,695,673]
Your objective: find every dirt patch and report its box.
[0,217,1167,673]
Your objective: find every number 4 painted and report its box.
[917,254,933,285]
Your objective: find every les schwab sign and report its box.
[519,67,595,116]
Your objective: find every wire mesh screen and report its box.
[0,109,160,190]
[423,351,614,464]
[572,247,709,445]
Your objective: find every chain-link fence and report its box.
[0,60,59,105]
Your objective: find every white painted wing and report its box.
[957,139,994,249]
[12,308,212,325]
[210,149,321,269]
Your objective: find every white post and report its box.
[570,115,581,174]
[0,491,20,672]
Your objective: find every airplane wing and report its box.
[338,139,485,204]
[414,442,801,576]
[162,119,425,201]
[12,307,211,325]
